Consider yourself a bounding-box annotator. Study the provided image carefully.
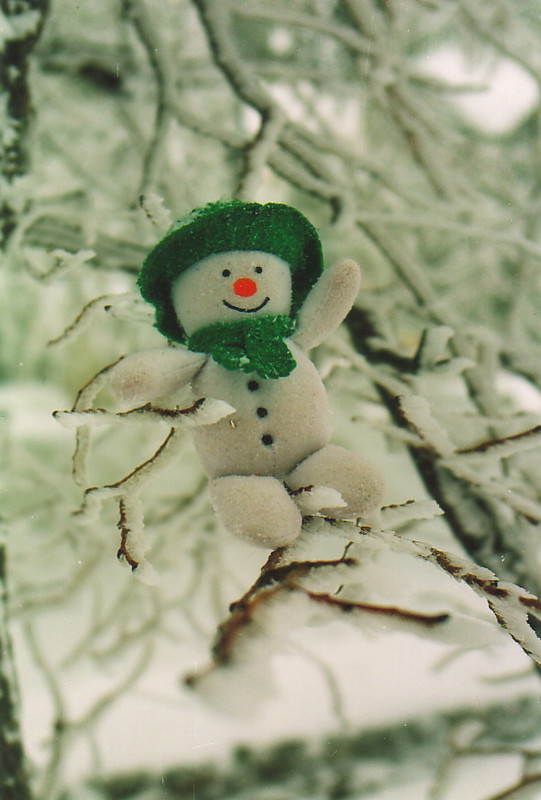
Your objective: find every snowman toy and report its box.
[110,201,385,548]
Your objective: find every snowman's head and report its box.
[171,250,291,335]
[138,201,323,343]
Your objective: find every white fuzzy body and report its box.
[191,342,333,478]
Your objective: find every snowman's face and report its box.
[172,250,292,335]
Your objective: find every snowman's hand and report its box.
[292,259,361,351]
[109,347,206,406]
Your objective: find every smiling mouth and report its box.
[223,296,270,313]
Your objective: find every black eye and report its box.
[222,269,231,277]
[254,266,263,274]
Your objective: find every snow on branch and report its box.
[55,366,233,583]
[379,498,444,529]
[73,428,183,584]
[139,192,173,231]
[455,424,541,462]
[396,395,541,521]
[398,394,456,457]
[183,493,541,709]
[236,106,286,200]
[361,526,541,668]
[185,539,451,709]
[116,494,158,585]
[54,398,235,429]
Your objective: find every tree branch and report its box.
[0,528,33,800]
[0,0,50,241]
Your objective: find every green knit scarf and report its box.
[187,315,296,379]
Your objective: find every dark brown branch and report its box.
[84,428,176,494]
[71,357,126,413]
[0,0,50,242]
[120,399,207,418]
[47,294,126,347]
[239,557,358,599]
[303,591,450,627]
[287,484,314,497]
[186,545,449,684]
[116,499,140,572]
[456,425,541,456]
[0,536,33,800]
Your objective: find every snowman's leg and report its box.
[286,444,385,519]
[209,475,303,548]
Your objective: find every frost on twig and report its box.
[66,426,175,581]
[54,398,235,429]
[139,192,173,231]
[55,362,234,581]
[116,494,159,586]
[186,494,541,709]
[398,394,456,457]
[47,292,134,347]
[380,498,444,529]
[360,526,541,668]
[61,357,127,488]
[22,247,96,282]
[185,535,450,712]
[288,483,346,514]
[395,395,541,523]
[456,424,541,462]
[185,503,455,709]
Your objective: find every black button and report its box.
[261,434,273,446]
[256,407,268,418]
[247,380,259,391]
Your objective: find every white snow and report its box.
[417,45,539,134]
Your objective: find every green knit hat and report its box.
[138,200,324,343]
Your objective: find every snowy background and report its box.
[2,1,541,799]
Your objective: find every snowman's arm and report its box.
[292,259,361,351]
[109,347,206,406]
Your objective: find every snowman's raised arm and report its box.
[109,347,206,406]
[292,259,361,351]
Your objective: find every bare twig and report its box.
[47,293,133,347]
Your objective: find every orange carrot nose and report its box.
[233,278,258,297]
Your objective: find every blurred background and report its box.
[2,1,541,798]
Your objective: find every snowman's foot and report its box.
[209,475,303,548]
[287,444,385,519]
